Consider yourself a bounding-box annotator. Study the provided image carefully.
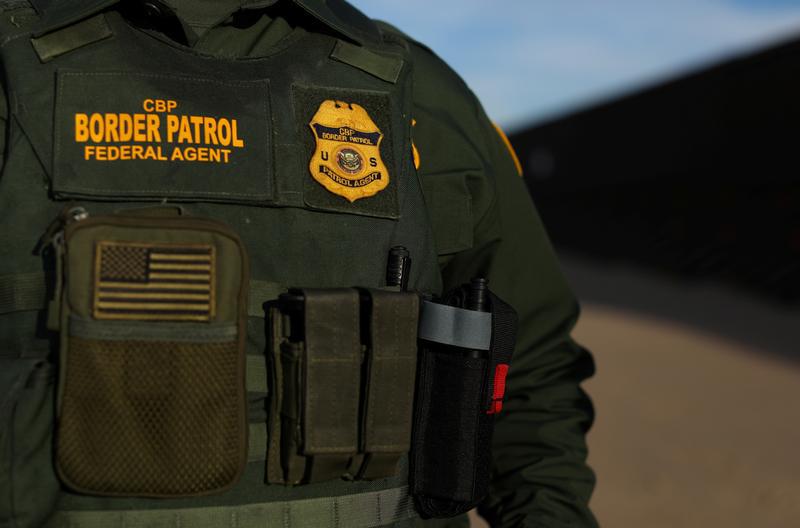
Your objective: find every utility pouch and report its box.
[410,282,517,518]
[51,209,249,497]
[267,288,418,485]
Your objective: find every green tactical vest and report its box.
[0,1,443,526]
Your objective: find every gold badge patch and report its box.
[309,100,389,202]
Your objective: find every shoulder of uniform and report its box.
[377,21,489,160]
[294,0,383,47]
[375,21,478,111]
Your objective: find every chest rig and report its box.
[0,1,444,526]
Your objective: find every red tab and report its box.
[487,364,509,415]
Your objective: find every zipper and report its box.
[44,206,90,332]
[36,206,90,254]
[44,206,249,331]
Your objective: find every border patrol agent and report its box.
[0,1,598,526]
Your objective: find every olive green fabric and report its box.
[0,271,47,315]
[360,289,418,480]
[330,39,404,84]
[48,485,417,528]
[0,358,59,528]
[55,214,249,498]
[30,13,112,62]
[0,1,596,527]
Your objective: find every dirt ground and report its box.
[470,303,800,527]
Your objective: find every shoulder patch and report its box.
[308,100,390,202]
[411,118,420,170]
[493,123,523,177]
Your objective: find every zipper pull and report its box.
[43,206,89,331]
[36,206,90,254]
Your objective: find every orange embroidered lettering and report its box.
[190,116,203,143]
[147,114,162,142]
[118,114,133,142]
[104,113,120,142]
[177,117,193,144]
[203,117,218,146]
[89,114,104,143]
[217,118,231,146]
[232,119,244,148]
[75,114,89,142]
[132,114,147,142]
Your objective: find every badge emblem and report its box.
[309,100,389,202]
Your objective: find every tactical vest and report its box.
[0,1,445,526]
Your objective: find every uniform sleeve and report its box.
[0,81,7,171]
[408,42,598,528]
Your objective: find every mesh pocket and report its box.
[56,337,244,497]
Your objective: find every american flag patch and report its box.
[93,241,216,322]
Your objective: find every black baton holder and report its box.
[410,281,517,518]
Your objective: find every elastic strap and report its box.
[48,485,416,528]
[418,300,492,350]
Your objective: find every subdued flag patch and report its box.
[93,241,216,322]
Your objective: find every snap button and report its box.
[142,1,163,19]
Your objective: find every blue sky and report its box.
[348,0,800,130]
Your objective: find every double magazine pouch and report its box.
[411,285,518,518]
[268,288,419,485]
[52,211,249,497]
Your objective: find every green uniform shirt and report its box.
[0,1,597,526]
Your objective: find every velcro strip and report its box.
[31,13,112,63]
[330,39,404,84]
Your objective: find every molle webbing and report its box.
[0,271,271,400]
[47,486,416,528]
[0,271,48,315]
[0,272,282,317]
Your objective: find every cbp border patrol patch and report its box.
[308,100,390,202]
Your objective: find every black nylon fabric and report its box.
[410,286,518,519]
